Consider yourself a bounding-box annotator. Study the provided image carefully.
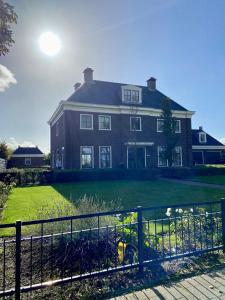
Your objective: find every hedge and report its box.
[1,166,225,186]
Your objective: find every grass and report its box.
[194,175,225,185]
[2,179,225,223]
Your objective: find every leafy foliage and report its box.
[0,141,12,160]
[161,97,178,166]
[0,0,17,55]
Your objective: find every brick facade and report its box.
[51,110,193,169]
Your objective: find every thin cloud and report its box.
[0,64,17,92]
[7,137,35,150]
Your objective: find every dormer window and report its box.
[199,132,207,143]
[121,85,142,104]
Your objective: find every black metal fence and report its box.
[0,199,225,299]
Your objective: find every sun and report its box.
[38,32,61,56]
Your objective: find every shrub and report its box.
[0,180,15,210]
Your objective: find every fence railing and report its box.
[0,199,224,299]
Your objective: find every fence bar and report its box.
[15,220,22,300]
[221,198,225,253]
[137,206,143,273]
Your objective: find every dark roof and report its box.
[67,80,188,111]
[13,147,43,155]
[192,129,224,146]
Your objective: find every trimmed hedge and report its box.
[1,166,225,186]
[0,168,159,186]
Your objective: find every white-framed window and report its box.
[175,120,181,133]
[199,132,207,143]
[124,89,140,103]
[98,115,111,130]
[130,117,141,131]
[80,146,94,169]
[157,119,181,133]
[157,119,164,132]
[25,157,31,166]
[173,146,182,166]
[99,146,112,168]
[157,146,168,167]
[121,85,142,104]
[157,146,182,167]
[56,121,59,136]
[80,114,93,130]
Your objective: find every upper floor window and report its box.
[80,114,93,130]
[124,89,140,103]
[56,121,59,136]
[99,115,111,130]
[157,119,164,132]
[199,132,207,143]
[157,119,181,133]
[121,85,142,104]
[130,117,141,131]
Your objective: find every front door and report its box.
[127,147,145,168]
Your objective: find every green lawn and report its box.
[194,175,225,185]
[2,179,225,224]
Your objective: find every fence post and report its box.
[15,221,22,300]
[137,206,144,273]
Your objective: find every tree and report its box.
[161,97,178,167]
[43,153,51,166]
[0,0,17,56]
[0,141,11,160]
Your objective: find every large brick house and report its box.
[48,68,194,169]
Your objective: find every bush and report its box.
[0,180,15,210]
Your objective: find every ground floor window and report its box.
[25,157,31,166]
[99,146,111,168]
[157,146,182,167]
[81,146,93,169]
[173,146,182,166]
[157,146,168,167]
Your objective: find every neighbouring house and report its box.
[192,127,225,165]
[48,68,194,169]
[10,146,44,168]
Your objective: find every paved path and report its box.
[111,268,225,300]
[161,178,225,190]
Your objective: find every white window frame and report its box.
[175,120,181,133]
[99,146,112,168]
[157,146,168,167]
[121,84,142,104]
[157,119,181,133]
[98,115,111,131]
[25,157,31,166]
[157,119,164,132]
[172,146,183,167]
[130,117,142,131]
[56,121,59,136]
[80,114,93,130]
[80,146,94,169]
[199,132,207,143]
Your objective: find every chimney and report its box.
[147,77,156,90]
[83,67,93,84]
[73,82,81,91]
[199,126,203,131]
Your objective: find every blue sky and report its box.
[1,0,225,153]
